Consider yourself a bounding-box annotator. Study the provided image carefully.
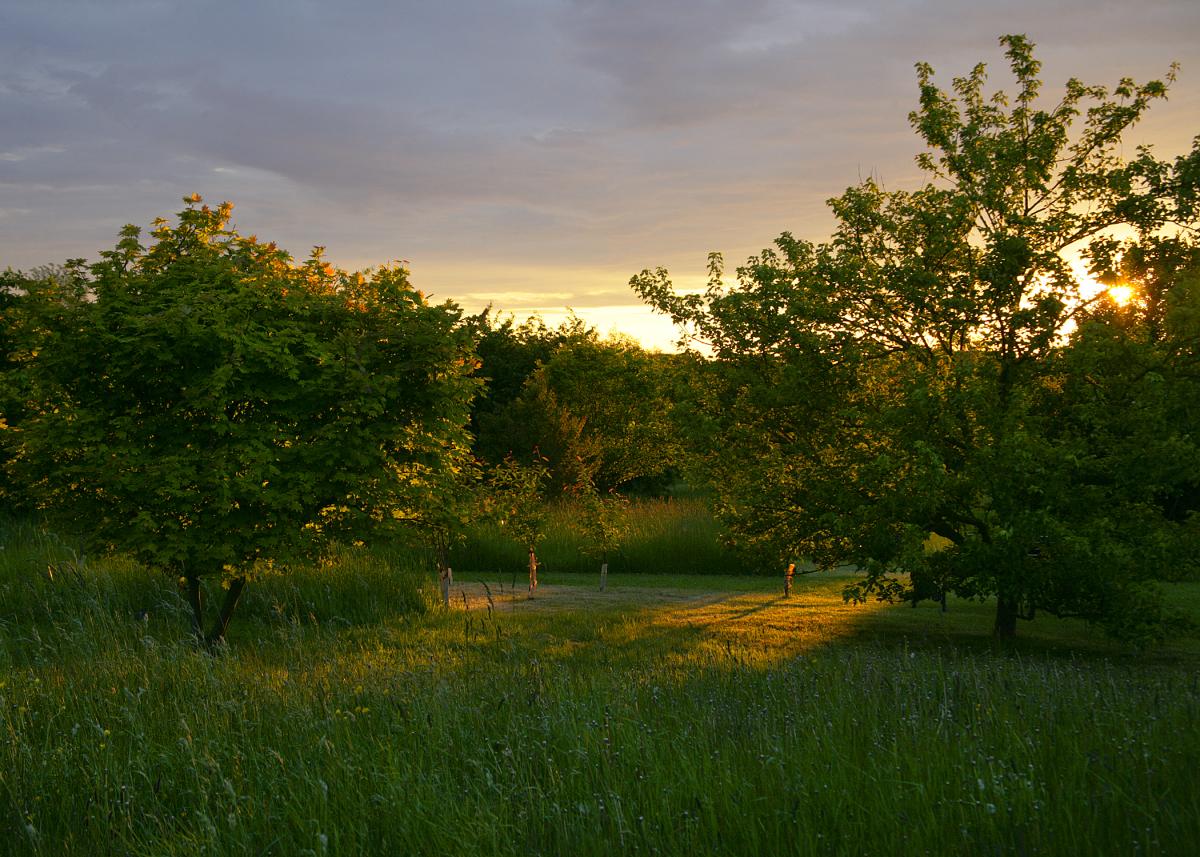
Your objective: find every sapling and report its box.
[573,475,629,592]
[487,455,550,595]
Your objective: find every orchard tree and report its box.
[632,36,1199,641]
[392,441,481,609]
[571,474,630,591]
[10,197,477,646]
[487,454,551,594]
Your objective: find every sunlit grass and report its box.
[2,519,1199,855]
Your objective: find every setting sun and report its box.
[1107,284,1136,306]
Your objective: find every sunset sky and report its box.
[2,0,1198,349]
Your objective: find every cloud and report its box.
[1,0,1197,329]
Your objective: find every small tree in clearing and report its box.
[392,445,481,608]
[488,454,550,594]
[572,476,628,591]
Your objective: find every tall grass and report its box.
[452,497,740,577]
[2,519,1198,855]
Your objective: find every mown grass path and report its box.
[449,570,1200,667]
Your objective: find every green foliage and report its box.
[464,309,576,431]
[542,336,685,492]
[632,36,1200,642]
[469,310,683,494]
[486,454,551,557]
[0,271,28,509]
[479,367,602,496]
[569,475,630,565]
[7,197,476,640]
[1062,236,1200,580]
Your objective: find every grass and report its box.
[3,517,1199,856]
[450,496,741,577]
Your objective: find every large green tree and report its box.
[9,197,477,645]
[632,36,1199,640]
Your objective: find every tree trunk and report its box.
[528,547,538,594]
[600,562,608,592]
[205,576,247,648]
[784,562,795,597]
[185,575,205,644]
[994,592,1019,638]
[436,537,452,607]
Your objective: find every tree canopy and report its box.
[7,197,477,643]
[632,35,1200,641]
[468,311,682,495]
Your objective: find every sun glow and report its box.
[1106,284,1135,306]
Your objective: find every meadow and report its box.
[2,509,1199,856]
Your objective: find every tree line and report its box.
[2,35,1198,645]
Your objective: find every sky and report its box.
[2,0,1198,350]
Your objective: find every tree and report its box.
[487,455,551,594]
[467,310,685,495]
[0,270,32,510]
[478,367,602,496]
[464,309,575,437]
[391,438,480,609]
[571,474,629,591]
[9,197,477,645]
[1063,235,1200,571]
[542,335,685,493]
[1,264,86,512]
[632,36,1200,640]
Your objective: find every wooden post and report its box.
[440,565,452,607]
[528,548,538,594]
[600,562,608,592]
[784,562,796,597]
